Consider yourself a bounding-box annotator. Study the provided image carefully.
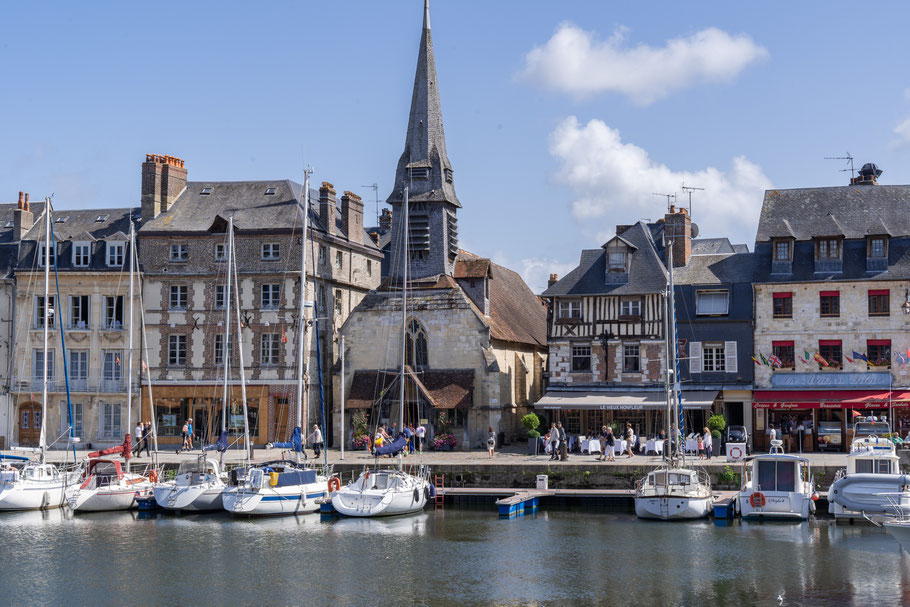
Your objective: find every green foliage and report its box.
[711,430,721,439]
[522,413,540,434]
[718,465,737,486]
[437,412,454,435]
[527,429,541,439]
[707,414,726,437]
[352,410,369,438]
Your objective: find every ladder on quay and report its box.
[434,474,445,511]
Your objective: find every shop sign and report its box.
[598,405,645,410]
[754,402,816,410]
[771,372,891,388]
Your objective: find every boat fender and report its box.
[413,488,420,503]
[429,484,436,499]
[424,486,431,502]
[749,492,766,508]
[149,470,158,484]
[327,477,341,493]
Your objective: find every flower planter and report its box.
[435,444,451,452]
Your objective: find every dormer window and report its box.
[608,251,627,272]
[816,237,841,260]
[773,239,792,261]
[869,236,887,258]
[106,242,125,267]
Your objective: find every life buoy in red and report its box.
[749,492,766,508]
[148,470,159,484]
[730,446,743,460]
[327,477,341,493]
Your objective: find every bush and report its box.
[352,434,371,450]
[718,465,737,486]
[432,433,457,449]
[437,412,454,435]
[522,413,541,438]
[707,414,726,439]
[352,411,369,438]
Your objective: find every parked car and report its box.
[724,425,751,455]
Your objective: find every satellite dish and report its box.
[691,223,700,238]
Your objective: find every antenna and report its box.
[680,184,704,217]
[824,153,855,180]
[361,183,380,225]
[652,192,677,212]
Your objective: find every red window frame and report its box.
[818,339,843,369]
[867,339,891,368]
[772,340,795,369]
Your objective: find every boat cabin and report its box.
[23,464,58,481]
[176,458,221,485]
[82,460,124,488]
[847,436,898,475]
[638,469,706,496]
[245,461,317,489]
[750,455,811,494]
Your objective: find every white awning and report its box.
[534,390,718,411]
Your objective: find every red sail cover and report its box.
[88,434,132,460]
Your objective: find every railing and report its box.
[12,377,139,394]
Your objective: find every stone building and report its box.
[137,154,381,447]
[752,163,910,452]
[339,2,548,449]
[8,193,143,450]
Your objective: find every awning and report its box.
[346,368,474,410]
[753,389,910,409]
[534,391,718,411]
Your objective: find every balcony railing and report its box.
[12,377,139,394]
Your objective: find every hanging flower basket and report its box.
[433,433,457,451]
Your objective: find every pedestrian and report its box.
[558,422,568,461]
[374,425,385,455]
[133,421,144,456]
[487,426,496,459]
[187,418,195,450]
[548,422,559,460]
[405,424,414,453]
[142,422,152,456]
[703,426,713,459]
[178,421,189,452]
[625,423,634,458]
[307,424,324,458]
[697,433,705,459]
[768,423,777,445]
[416,423,426,453]
[606,426,616,461]
[597,425,608,461]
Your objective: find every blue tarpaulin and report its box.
[203,430,229,452]
[270,427,303,452]
[375,434,407,457]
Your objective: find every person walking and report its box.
[606,426,616,462]
[487,426,496,459]
[307,424,324,458]
[597,425,608,461]
[703,426,713,459]
[548,422,559,461]
[558,422,568,461]
[625,423,634,458]
[187,418,195,450]
[133,421,144,456]
[416,423,425,453]
[141,422,152,456]
[178,421,190,452]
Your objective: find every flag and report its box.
[281,330,288,344]
[115,355,121,366]
[813,352,829,367]
[760,353,769,366]
[769,355,782,368]
[844,353,854,364]
[798,355,808,364]
[853,351,867,363]
[906,347,910,361]
[851,409,862,418]
[804,350,811,362]
[752,355,761,366]
[897,352,907,367]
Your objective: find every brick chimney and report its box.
[548,273,559,287]
[850,162,882,186]
[141,154,187,222]
[319,182,337,235]
[664,205,691,268]
[14,191,34,239]
[379,208,392,231]
[341,191,363,245]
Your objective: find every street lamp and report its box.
[903,289,910,315]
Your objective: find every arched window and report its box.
[406,319,428,369]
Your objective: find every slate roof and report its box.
[673,252,756,286]
[486,260,547,347]
[347,368,474,409]
[541,221,669,297]
[755,185,910,242]
[0,201,47,244]
[691,238,736,256]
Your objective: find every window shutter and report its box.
[689,342,703,375]
[725,341,738,373]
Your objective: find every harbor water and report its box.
[0,508,908,606]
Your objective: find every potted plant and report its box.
[707,414,726,457]
[433,412,457,451]
[522,413,541,455]
[351,411,369,450]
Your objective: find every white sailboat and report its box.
[332,186,431,518]
[0,199,78,511]
[67,221,154,511]
[634,241,713,520]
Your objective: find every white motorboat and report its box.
[331,468,431,517]
[222,461,329,516]
[153,456,226,512]
[737,442,816,520]
[635,468,714,520]
[66,458,151,512]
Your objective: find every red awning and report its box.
[753,390,910,409]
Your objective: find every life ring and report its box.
[749,492,766,508]
[327,477,341,493]
[729,446,743,460]
[148,470,159,484]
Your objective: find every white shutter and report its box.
[725,341,738,373]
[689,342,703,375]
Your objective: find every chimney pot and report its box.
[341,190,364,245]
[17,191,23,209]
[24,193,29,211]
[548,273,559,287]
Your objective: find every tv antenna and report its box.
[824,153,855,180]
[680,184,704,217]
[652,192,677,211]
[361,183,380,224]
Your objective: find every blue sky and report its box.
[3,1,910,292]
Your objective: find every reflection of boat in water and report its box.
[329,511,430,536]
[739,519,813,544]
[0,506,70,526]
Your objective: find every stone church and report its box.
[336,1,547,449]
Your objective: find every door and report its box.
[18,402,41,447]
[271,397,290,442]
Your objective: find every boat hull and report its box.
[331,481,430,517]
[885,521,910,551]
[0,481,67,511]
[738,491,812,520]
[154,483,225,512]
[222,482,327,516]
[634,496,713,520]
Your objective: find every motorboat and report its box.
[829,420,910,521]
[67,458,152,512]
[635,467,714,520]
[331,467,431,518]
[737,441,816,520]
[883,519,910,552]
[222,460,330,516]
[153,456,227,512]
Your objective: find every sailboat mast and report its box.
[296,172,310,436]
[126,221,135,473]
[40,199,51,464]
[398,187,409,470]
[135,248,159,458]
[664,280,672,461]
[666,244,684,465]
[221,218,234,433]
[231,231,251,465]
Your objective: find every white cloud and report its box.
[549,116,771,246]
[521,23,768,105]
[894,117,910,147]
[491,251,577,295]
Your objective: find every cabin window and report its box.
[571,346,591,372]
[757,460,796,492]
[559,300,582,319]
[855,459,891,474]
[696,290,729,315]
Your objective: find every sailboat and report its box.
[67,221,155,511]
[332,186,431,518]
[221,179,331,516]
[0,199,79,511]
[634,243,713,520]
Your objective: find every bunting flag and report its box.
[798,355,808,364]
[769,355,783,368]
[844,353,854,364]
[752,355,761,366]
[760,352,769,366]
[281,330,288,344]
[813,352,830,367]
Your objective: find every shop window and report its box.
[867,340,891,368]
[703,343,726,372]
[571,345,591,372]
[772,292,792,319]
[566,410,581,434]
[623,344,640,373]
[868,290,890,316]
[696,290,729,315]
[772,341,795,370]
[819,291,840,317]
[819,340,842,369]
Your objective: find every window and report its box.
[214,243,226,261]
[318,285,326,310]
[773,292,792,319]
[214,334,233,367]
[703,343,726,372]
[262,243,280,260]
[61,402,83,438]
[820,291,840,317]
[169,285,188,310]
[34,295,55,329]
[868,340,891,368]
[869,290,890,316]
[334,289,342,315]
[620,299,641,317]
[816,238,841,260]
[608,251,627,271]
[571,345,591,372]
[200,188,212,195]
[214,285,225,310]
[869,237,887,258]
[168,335,187,366]
[104,295,124,329]
[95,214,109,222]
[106,242,125,267]
[336,251,343,269]
[72,242,90,267]
[318,245,327,265]
[102,350,122,389]
[169,244,188,262]
[69,295,90,329]
[406,320,429,369]
[32,349,54,382]
[774,240,791,261]
[69,351,88,391]
[261,284,280,309]
[819,340,843,369]
[772,341,795,370]
[366,260,373,276]
[260,333,280,366]
[623,344,640,373]
[264,187,276,195]
[696,290,729,315]
[559,300,582,319]
[100,403,122,439]
[39,243,56,268]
